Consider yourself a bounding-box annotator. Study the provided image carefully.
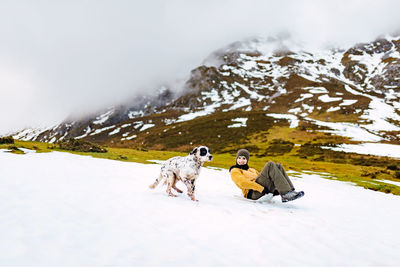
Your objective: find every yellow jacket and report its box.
[230,167,264,197]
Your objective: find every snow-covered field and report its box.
[1,150,400,267]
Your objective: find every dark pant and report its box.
[247,162,295,200]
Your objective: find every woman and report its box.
[229,149,304,202]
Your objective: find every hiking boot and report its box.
[281,190,304,203]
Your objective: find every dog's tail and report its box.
[149,173,163,189]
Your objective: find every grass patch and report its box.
[260,139,294,156]
[387,164,399,171]
[131,111,283,153]
[0,136,14,144]
[4,145,24,154]
[58,138,107,153]
[1,140,54,153]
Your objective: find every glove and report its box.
[262,187,270,194]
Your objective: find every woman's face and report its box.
[237,156,247,165]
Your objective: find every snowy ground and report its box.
[1,151,400,267]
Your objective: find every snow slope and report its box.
[322,142,400,158]
[1,151,400,266]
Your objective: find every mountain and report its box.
[13,35,400,154]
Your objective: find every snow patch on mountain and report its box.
[177,102,222,123]
[13,127,49,141]
[305,87,328,94]
[305,117,382,142]
[322,142,400,158]
[318,94,342,103]
[121,134,137,141]
[295,93,313,103]
[340,99,358,106]
[93,108,114,125]
[267,113,299,128]
[75,126,92,139]
[109,127,121,135]
[140,124,155,132]
[327,106,341,112]
[90,125,115,136]
[227,118,248,128]
[223,97,251,112]
[361,98,400,132]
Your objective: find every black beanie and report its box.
[236,149,250,161]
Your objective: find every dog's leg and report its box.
[166,172,177,197]
[172,184,183,194]
[183,178,197,201]
[171,175,183,194]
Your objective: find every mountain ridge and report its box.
[12,35,400,154]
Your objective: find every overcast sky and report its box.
[1,0,400,135]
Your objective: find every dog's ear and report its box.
[190,147,198,155]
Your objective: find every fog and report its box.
[1,0,400,135]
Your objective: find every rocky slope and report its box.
[13,35,400,153]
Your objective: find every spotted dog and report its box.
[149,146,212,201]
